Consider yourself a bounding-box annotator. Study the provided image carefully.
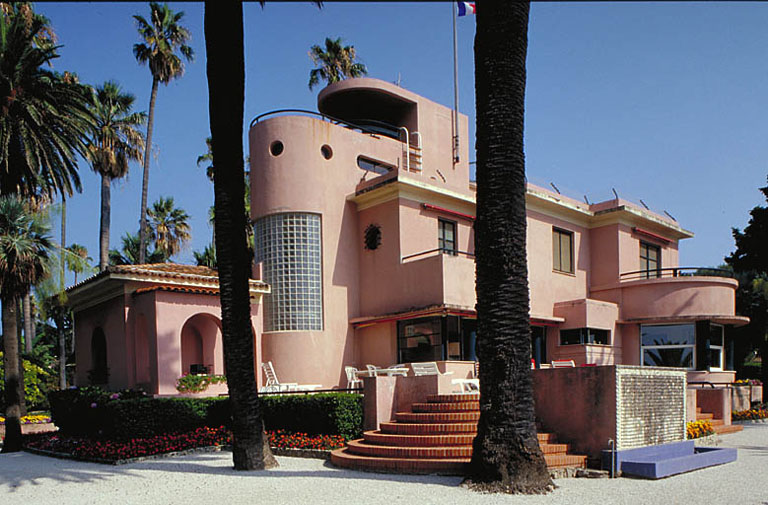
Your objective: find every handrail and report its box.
[250,109,403,141]
[399,126,410,172]
[255,387,362,396]
[687,381,717,389]
[619,267,734,282]
[401,248,475,262]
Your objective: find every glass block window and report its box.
[255,213,323,331]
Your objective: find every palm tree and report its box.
[308,37,367,90]
[193,242,217,269]
[197,136,214,182]
[87,81,146,271]
[0,195,52,452]
[64,243,94,284]
[0,5,94,198]
[108,231,166,266]
[468,2,553,493]
[133,2,193,264]
[146,196,190,260]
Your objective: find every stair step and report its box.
[380,421,477,435]
[540,443,570,455]
[412,401,479,413]
[346,439,473,459]
[709,419,724,427]
[712,424,744,435]
[363,430,475,447]
[330,448,468,475]
[545,453,587,469]
[537,433,557,443]
[426,393,479,403]
[395,411,480,423]
[696,413,714,420]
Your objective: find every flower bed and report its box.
[687,420,714,439]
[22,427,345,463]
[0,414,52,425]
[732,406,768,421]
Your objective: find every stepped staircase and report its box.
[331,392,587,474]
[696,407,743,435]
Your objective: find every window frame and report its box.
[640,323,696,370]
[709,324,724,371]
[552,227,574,274]
[559,327,610,346]
[639,241,661,279]
[438,218,458,256]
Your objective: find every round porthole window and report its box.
[321,144,333,160]
[364,224,382,250]
[270,140,284,157]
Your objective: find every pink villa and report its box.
[67,79,747,460]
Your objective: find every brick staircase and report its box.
[696,408,743,435]
[331,392,587,474]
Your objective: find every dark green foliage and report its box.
[49,388,362,440]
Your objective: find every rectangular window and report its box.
[709,324,724,370]
[559,328,609,346]
[641,324,695,369]
[640,241,661,279]
[438,219,457,255]
[553,228,574,273]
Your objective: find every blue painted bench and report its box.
[602,440,737,479]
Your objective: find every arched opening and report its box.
[180,314,223,375]
[90,328,108,385]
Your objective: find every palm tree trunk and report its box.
[15,298,26,417]
[138,76,159,265]
[2,298,23,452]
[205,0,276,471]
[59,197,67,390]
[22,292,32,353]
[99,173,111,271]
[468,1,553,494]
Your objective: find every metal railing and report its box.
[249,387,363,397]
[401,248,475,262]
[250,109,401,140]
[619,267,734,282]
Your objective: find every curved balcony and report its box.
[600,267,746,325]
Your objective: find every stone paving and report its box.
[0,422,766,505]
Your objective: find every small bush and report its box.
[0,352,56,410]
[687,420,714,439]
[49,388,362,440]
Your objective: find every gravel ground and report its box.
[1,423,767,505]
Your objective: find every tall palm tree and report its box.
[468,2,553,493]
[308,37,367,90]
[197,136,214,181]
[0,195,52,452]
[108,231,166,266]
[87,81,146,271]
[133,2,193,264]
[0,5,94,198]
[146,196,190,260]
[193,242,217,269]
[64,243,93,284]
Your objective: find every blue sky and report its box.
[36,2,768,283]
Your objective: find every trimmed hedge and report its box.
[49,389,362,441]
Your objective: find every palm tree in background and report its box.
[133,2,193,264]
[87,81,146,271]
[308,37,367,90]
[146,196,190,260]
[0,6,93,198]
[0,195,52,453]
[109,231,166,266]
[197,136,214,181]
[468,2,553,493]
[64,243,94,284]
[193,242,216,269]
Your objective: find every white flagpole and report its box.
[452,1,460,164]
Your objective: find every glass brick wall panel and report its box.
[255,213,323,331]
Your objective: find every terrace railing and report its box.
[619,267,734,282]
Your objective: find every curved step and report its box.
[544,453,587,469]
[412,401,479,413]
[363,430,476,447]
[330,448,468,475]
[380,421,477,435]
[395,411,480,423]
[346,439,473,459]
[426,393,479,403]
[540,443,570,455]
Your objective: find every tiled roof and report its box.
[107,263,218,279]
[133,285,222,297]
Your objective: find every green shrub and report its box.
[0,352,56,410]
[49,388,363,440]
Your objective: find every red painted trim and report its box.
[421,203,475,221]
[632,227,671,244]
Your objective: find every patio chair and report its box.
[345,366,363,389]
[551,359,576,368]
[411,361,454,376]
[260,361,297,393]
[365,364,381,377]
[452,378,479,393]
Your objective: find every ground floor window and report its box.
[531,326,547,367]
[641,324,695,369]
[397,316,476,363]
[560,327,609,345]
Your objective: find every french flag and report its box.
[457,2,475,16]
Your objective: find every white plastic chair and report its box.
[411,362,454,377]
[260,361,296,392]
[345,366,363,389]
[551,359,576,368]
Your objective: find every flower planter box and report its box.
[732,385,763,412]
